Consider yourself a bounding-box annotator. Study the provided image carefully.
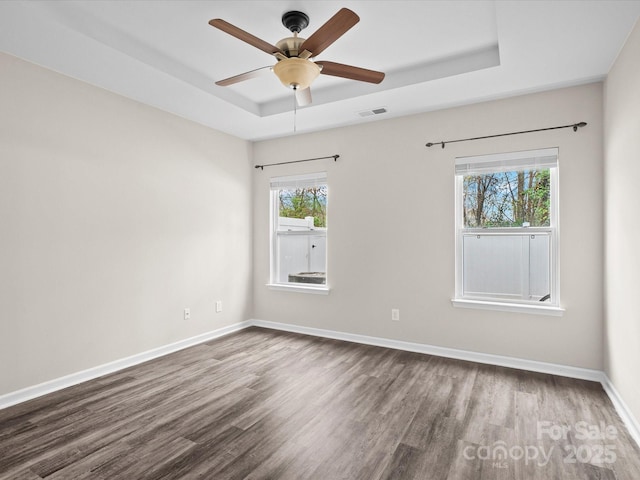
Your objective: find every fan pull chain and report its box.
[293,88,297,133]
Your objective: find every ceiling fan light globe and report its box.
[273,57,320,90]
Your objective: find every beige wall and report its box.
[253,83,604,370]
[0,48,612,398]
[0,52,253,395]
[604,19,640,424]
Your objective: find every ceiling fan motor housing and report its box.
[276,36,305,57]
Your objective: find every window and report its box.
[269,172,328,292]
[454,148,560,312]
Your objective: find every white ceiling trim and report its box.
[260,44,501,117]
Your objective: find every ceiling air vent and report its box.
[357,107,387,117]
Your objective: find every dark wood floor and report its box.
[1,327,639,479]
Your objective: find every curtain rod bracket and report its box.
[425,122,587,149]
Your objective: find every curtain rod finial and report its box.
[426,142,434,147]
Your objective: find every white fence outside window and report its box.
[275,216,326,285]
[461,231,551,302]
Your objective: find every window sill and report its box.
[451,298,564,316]
[267,284,330,295]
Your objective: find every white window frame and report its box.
[452,148,563,315]
[267,172,329,294]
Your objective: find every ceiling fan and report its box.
[209,8,385,106]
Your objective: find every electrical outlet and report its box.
[391,309,400,321]
[184,308,191,320]
[215,300,222,313]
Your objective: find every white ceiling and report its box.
[1,1,639,141]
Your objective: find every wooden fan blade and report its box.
[299,8,359,57]
[317,61,385,84]
[295,87,312,106]
[215,66,273,86]
[209,19,283,56]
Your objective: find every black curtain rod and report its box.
[255,154,339,170]
[425,122,587,149]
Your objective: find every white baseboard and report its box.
[0,320,252,410]
[250,319,603,382]
[600,375,640,448]
[2,317,638,451]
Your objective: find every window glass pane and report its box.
[277,234,312,283]
[277,234,326,285]
[272,181,327,287]
[455,149,558,307]
[462,169,550,228]
[462,233,550,302]
[463,234,525,299]
[279,186,327,227]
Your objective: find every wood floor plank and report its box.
[401,374,454,449]
[406,415,461,480]
[0,467,43,480]
[1,326,640,479]
[379,443,424,480]
[446,439,484,480]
